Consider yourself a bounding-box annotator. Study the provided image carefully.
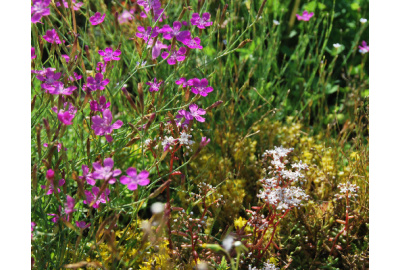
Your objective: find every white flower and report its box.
[333,43,341,48]
[151,202,164,214]
[178,131,194,147]
[273,20,280,25]
[161,136,177,151]
[360,18,367,24]
[144,139,152,147]
[222,235,234,252]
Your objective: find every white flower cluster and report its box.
[258,146,309,211]
[178,131,194,149]
[335,181,359,199]
[161,136,177,151]
[248,260,279,270]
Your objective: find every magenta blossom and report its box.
[41,178,65,195]
[183,37,203,50]
[161,21,191,43]
[358,41,369,54]
[43,142,67,152]
[147,38,168,59]
[43,29,63,44]
[31,47,36,59]
[76,221,91,229]
[190,13,213,29]
[36,68,62,91]
[90,96,111,113]
[146,78,163,92]
[31,0,51,24]
[179,104,206,123]
[161,45,187,65]
[90,12,106,26]
[64,195,76,215]
[47,82,77,96]
[52,102,77,125]
[56,0,83,11]
[48,206,63,223]
[87,73,110,91]
[68,72,83,82]
[120,168,150,191]
[91,109,123,142]
[98,47,121,62]
[188,78,213,96]
[62,54,78,63]
[91,158,121,184]
[200,137,211,147]
[175,77,194,88]
[84,186,110,208]
[79,165,96,186]
[296,10,314,21]
[136,26,159,41]
[118,9,134,24]
[137,0,161,13]
[96,62,107,73]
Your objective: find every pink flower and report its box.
[161,45,187,65]
[161,21,191,43]
[64,195,76,215]
[175,77,194,88]
[183,37,203,49]
[31,0,51,24]
[43,29,63,44]
[118,10,134,24]
[91,158,121,184]
[190,13,213,29]
[120,168,150,191]
[43,142,67,152]
[79,165,96,186]
[84,186,110,208]
[200,137,211,147]
[87,73,110,91]
[136,26,159,41]
[41,178,65,195]
[68,72,83,82]
[296,10,314,21]
[90,96,111,112]
[178,104,206,123]
[56,0,83,11]
[188,78,213,97]
[31,47,36,59]
[76,221,91,229]
[358,41,369,54]
[147,38,168,59]
[90,12,106,26]
[36,68,62,91]
[62,54,77,63]
[91,109,123,142]
[98,47,121,62]
[96,62,107,73]
[52,102,77,125]
[146,78,163,92]
[137,0,161,13]
[47,82,77,96]
[48,206,63,223]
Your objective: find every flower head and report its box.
[358,41,369,54]
[183,37,203,49]
[87,73,110,91]
[175,77,194,88]
[161,45,186,65]
[53,102,77,125]
[161,21,191,43]
[90,96,111,112]
[84,186,110,208]
[296,10,314,21]
[91,158,121,184]
[41,177,65,195]
[98,47,121,62]
[79,165,96,186]
[31,47,36,59]
[136,26,159,41]
[178,104,206,123]
[43,29,63,44]
[91,109,123,142]
[360,18,367,24]
[118,10,134,24]
[333,43,341,48]
[188,78,213,97]
[120,168,150,190]
[147,38,168,59]
[64,195,76,215]
[146,78,163,92]
[47,82,77,96]
[190,13,213,29]
[137,0,161,13]
[36,68,62,91]
[31,0,51,24]
[56,0,83,10]
[76,221,91,229]
[90,12,106,25]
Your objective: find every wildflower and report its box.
[42,29,63,44]
[360,18,367,24]
[161,21,191,43]
[146,78,163,92]
[91,158,121,184]
[36,68,62,91]
[43,142,66,152]
[296,10,314,21]
[76,221,91,229]
[79,165,96,186]
[52,102,77,125]
[47,82,77,96]
[48,206,63,223]
[87,73,110,91]
[91,109,123,142]
[175,77,193,88]
[161,136,177,151]
[56,0,83,11]
[222,235,234,252]
[333,43,341,48]
[335,182,359,199]
[90,12,106,25]
[150,202,164,214]
[188,78,213,97]
[31,47,36,59]
[200,137,210,147]
[137,0,161,13]
[178,104,206,123]
[84,186,110,208]
[152,7,167,22]
[273,20,280,25]
[96,62,107,73]
[161,45,187,65]
[190,13,213,29]
[136,26,159,41]
[31,0,51,24]
[64,195,76,215]
[178,131,194,148]
[90,96,111,113]
[68,72,83,82]
[120,168,150,191]
[118,10,134,24]
[147,38,168,59]
[183,37,203,49]
[358,41,369,54]
[41,177,65,195]
[98,47,121,62]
